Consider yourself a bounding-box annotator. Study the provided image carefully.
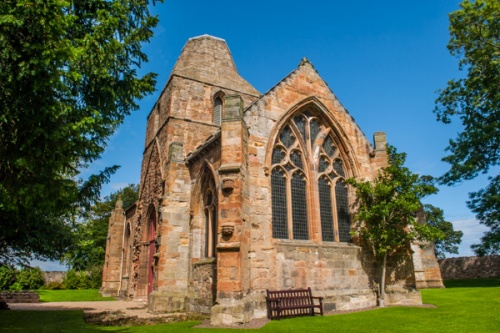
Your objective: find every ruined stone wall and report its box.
[110,35,439,325]
[189,260,216,313]
[101,200,125,297]
[439,256,500,280]
[0,291,39,303]
[43,271,66,284]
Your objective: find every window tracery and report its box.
[270,110,351,242]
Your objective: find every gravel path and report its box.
[7,300,268,328]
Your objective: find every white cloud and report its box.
[448,218,489,257]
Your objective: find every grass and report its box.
[37,289,115,302]
[1,279,498,332]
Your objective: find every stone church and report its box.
[101,35,443,325]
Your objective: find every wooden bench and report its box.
[266,287,324,320]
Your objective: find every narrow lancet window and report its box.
[213,97,222,125]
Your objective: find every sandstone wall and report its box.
[135,35,259,313]
[439,256,500,280]
[43,271,66,284]
[0,291,39,303]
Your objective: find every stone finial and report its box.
[115,195,123,209]
[299,57,311,66]
[373,132,387,151]
[224,95,243,121]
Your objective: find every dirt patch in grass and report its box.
[84,310,208,326]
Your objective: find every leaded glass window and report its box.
[271,168,288,239]
[280,126,295,148]
[334,159,345,177]
[270,110,351,243]
[290,151,303,169]
[336,181,351,242]
[291,172,308,240]
[319,177,334,242]
[272,148,286,164]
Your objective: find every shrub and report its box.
[17,267,45,290]
[87,266,102,289]
[9,282,22,291]
[44,281,65,290]
[63,269,90,289]
[0,266,17,290]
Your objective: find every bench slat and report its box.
[266,287,323,320]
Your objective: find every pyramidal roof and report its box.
[171,35,259,96]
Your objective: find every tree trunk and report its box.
[379,252,387,307]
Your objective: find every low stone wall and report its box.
[439,256,500,280]
[43,271,66,284]
[0,291,40,303]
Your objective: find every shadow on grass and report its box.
[444,278,500,288]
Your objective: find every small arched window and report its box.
[204,177,218,257]
[270,111,351,242]
[213,97,222,125]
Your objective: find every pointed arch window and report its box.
[213,97,222,125]
[270,111,351,242]
[203,176,218,257]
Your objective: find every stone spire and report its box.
[115,194,123,209]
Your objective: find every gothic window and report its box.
[291,172,308,240]
[336,181,351,242]
[213,96,222,125]
[270,111,351,242]
[316,124,351,242]
[271,168,288,239]
[204,176,218,257]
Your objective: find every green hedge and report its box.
[0,266,44,290]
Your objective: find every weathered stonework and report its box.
[439,255,500,280]
[0,292,39,303]
[101,35,443,325]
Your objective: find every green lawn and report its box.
[1,279,498,332]
[37,289,115,302]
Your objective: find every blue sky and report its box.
[39,0,491,270]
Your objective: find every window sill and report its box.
[273,239,360,249]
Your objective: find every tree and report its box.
[468,176,500,255]
[434,0,500,255]
[64,184,138,271]
[0,1,162,266]
[423,204,463,259]
[346,145,443,307]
